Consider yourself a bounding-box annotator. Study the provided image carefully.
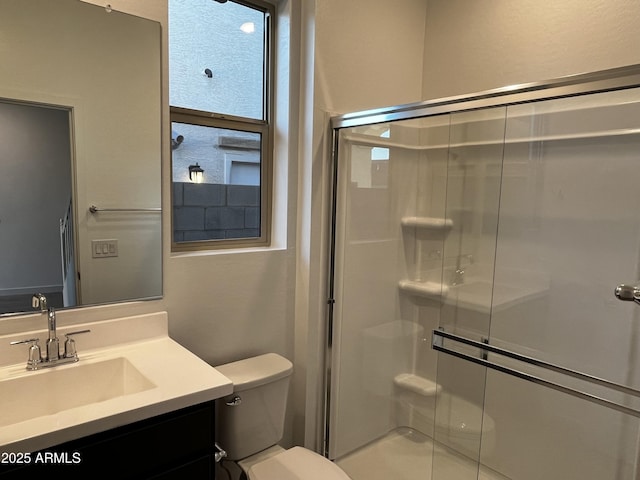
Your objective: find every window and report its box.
[169,0,274,249]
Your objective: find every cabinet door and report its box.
[0,401,216,479]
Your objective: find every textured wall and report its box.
[314,0,428,114]
[423,0,640,99]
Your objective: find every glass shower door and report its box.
[434,86,640,480]
[481,87,640,480]
[328,68,640,480]
[329,116,452,480]
[431,107,507,480]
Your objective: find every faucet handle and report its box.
[10,337,40,346]
[65,329,91,338]
[31,293,48,312]
[63,330,91,359]
[10,338,42,369]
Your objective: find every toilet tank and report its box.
[216,353,293,460]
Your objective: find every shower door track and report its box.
[432,329,640,418]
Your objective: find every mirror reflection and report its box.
[0,0,162,315]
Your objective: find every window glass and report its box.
[171,122,261,184]
[169,0,266,120]
[169,0,272,249]
[172,122,262,242]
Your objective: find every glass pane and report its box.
[481,87,640,480]
[172,122,261,242]
[330,117,451,479]
[432,107,506,480]
[169,0,265,120]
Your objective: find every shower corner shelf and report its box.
[394,373,441,397]
[398,280,448,299]
[401,216,453,231]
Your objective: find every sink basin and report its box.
[0,312,233,454]
[0,357,155,427]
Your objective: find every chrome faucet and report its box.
[9,293,90,370]
[47,306,60,361]
[32,293,59,361]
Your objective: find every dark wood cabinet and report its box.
[0,401,216,479]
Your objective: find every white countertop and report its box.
[0,312,233,453]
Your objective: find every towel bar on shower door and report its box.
[431,329,640,418]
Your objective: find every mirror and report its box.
[0,0,162,316]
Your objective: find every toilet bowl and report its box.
[216,353,351,480]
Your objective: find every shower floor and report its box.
[335,428,509,480]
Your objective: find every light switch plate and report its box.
[91,239,118,258]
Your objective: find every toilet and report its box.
[215,353,351,480]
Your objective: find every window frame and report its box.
[170,0,275,252]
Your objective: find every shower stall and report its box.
[325,65,640,480]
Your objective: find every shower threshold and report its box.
[335,428,509,480]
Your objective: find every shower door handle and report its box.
[614,283,640,305]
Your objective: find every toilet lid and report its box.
[248,447,351,480]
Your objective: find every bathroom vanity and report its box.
[0,312,232,479]
[0,400,216,478]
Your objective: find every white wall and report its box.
[422,0,640,99]
[314,0,427,114]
